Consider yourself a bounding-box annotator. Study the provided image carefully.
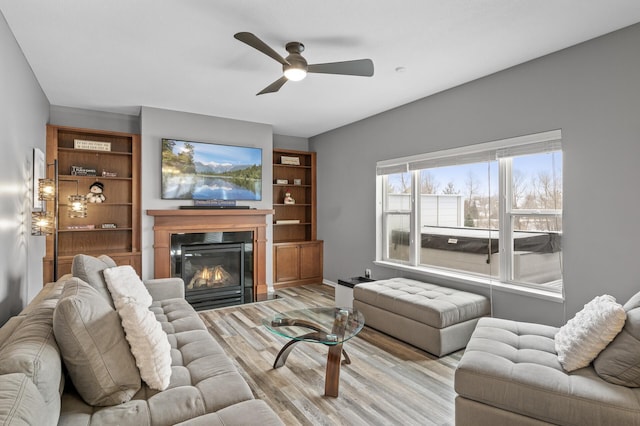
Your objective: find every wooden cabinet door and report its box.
[274,244,300,282]
[299,241,323,280]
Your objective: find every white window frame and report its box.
[375,130,563,300]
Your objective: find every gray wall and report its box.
[50,105,140,134]
[273,134,309,151]
[140,107,274,283]
[0,11,50,325]
[311,23,640,326]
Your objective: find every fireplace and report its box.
[147,209,273,307]
[171,232,253,310]
[182,242,243,309]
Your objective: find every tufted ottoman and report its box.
[353,278,490,356]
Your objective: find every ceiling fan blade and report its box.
[257,76,288,96]
[308,59,374,77]
[234,32,289,66]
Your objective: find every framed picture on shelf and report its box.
[74,139,111,151]
[281,156,300,165]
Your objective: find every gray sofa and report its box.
[0,254,283,426]
[455,291,640,425]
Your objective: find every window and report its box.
[376,130,563,293]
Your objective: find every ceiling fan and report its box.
[234,32,374,95]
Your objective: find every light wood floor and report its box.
[199,284,461,426]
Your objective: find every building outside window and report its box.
[376,130,563,294]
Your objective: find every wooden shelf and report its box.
[60,174,133,181]
[273,164,312,169]
[44,125,141,282]
[58,228,133,233]
[272,148,322,287]
[58,147,133,156]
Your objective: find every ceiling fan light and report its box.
[284,67,307,81]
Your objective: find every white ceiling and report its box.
[2,1,640,138]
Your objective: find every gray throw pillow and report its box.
[53,278,141,406]
[593,291,640,387]
[98,254,118,268]
[71,254,115,308]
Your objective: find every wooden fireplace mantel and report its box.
[147,209,274,295]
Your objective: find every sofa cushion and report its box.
[353,278,490,328]
[117,301,172,391]
[58,297,258,425]
[594,291,640,387]
[555,294,626,372]
[0,373,49,426]
[53,278,141,406]
[174,400,284,426]
[71,254,115,308]
[0,301,62,410]
[456,317,640,425]
[104,265,153,309]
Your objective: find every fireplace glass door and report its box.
[181,242,244,310]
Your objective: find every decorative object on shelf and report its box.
[102,170,117,177]
[74,139,111,151]
[284,190,295,205]
[293,179,302,185]
[71,165,97,176]
[281,156,300,165]
[86,181,106,203]
[101,223,117,229]
[275,219,300,224]
[276,179,288,184]
[66,224,95,230]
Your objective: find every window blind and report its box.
[376,129,562,175]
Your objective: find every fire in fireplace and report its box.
[180,241,245,310]
[187,265,233,289]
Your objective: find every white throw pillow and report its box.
[117,302,172,390]
[555,295,626,372]
[104,265,152,310]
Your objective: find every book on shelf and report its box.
[275,219,301,224]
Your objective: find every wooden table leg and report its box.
[325,342,343,397]
[273,339,301,368]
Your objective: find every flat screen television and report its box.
[161,138,262,201]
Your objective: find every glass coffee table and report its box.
[262,307,365,397]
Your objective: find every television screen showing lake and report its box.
[161,138,263,201]
[162,175,262,200]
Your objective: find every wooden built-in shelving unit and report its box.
[44,125,141,282]
[272,149,323,288]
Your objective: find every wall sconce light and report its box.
[38,178,56,201]
[68,194,87,218]
[67,180,87,218]
[31,210,54,236]
[32,163,57,236]
[31,157,90,279]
